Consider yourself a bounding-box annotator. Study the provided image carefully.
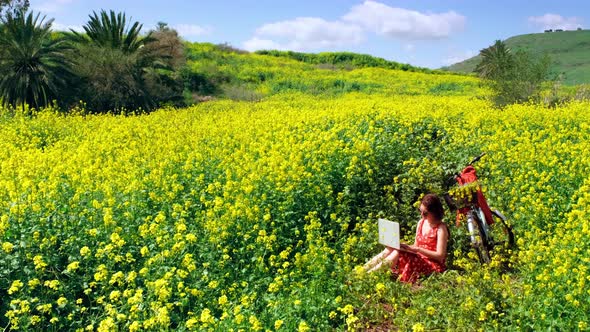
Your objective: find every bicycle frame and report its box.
[444,153,514,264]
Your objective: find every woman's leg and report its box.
[367,248,399,273]
[364,247,393,270]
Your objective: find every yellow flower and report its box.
[249,315,262,331]
[298,321,310,332]
[8,280,23,294]
[479,310,487,321]
[109,290,121,302]
[339,304,354,315]
[200,308,214,324]
[426,306,436,315]
[97,317,115,332]
[353,265,366,277]
[412,323,425,332]
[486,302,495,312]
[44,280,60,291]
[375,282,386,295]
[31,315,41,326]
[2,242,14,253]
[186,233,197,242]
[36,303,52,314]
[157,307,170,326]
[129,321,141,332]
[93,265,108,282]
[185,318,198,329]
[109,271,124,285]
[33,255,47,271]
[66,261,80,272]
[57,297,68,308]
[80,246,91,257]
[218,295,228,306]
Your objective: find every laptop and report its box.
[378,218,400,249]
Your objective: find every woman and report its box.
[364,194,449,283]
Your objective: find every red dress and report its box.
[394,218,446,283]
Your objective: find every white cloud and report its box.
[32,0,75,13]
[51,22,84,32]
[242,37,285,51]
[342,0,465,40]
[403,43,415,52]
[442,49,476,66]
[528,14,583,31]
[173,24,212,38]
[242,17,364,52]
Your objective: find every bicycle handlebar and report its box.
[444,152,486,188]
[468,152,486,166]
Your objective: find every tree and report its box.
[71,46,156,113]
[70,10,148,53]
[68,10,167,113]
[474,40,513,80]
[147,22,185,69]
[0,11,73,111]
[142,22,186,106]
[0,0,28,18]
[475,40,551,106]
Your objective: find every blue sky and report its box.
[31,0,590,69]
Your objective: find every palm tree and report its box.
[69,10,150,53]
[0,11,73,111]
[475,39,550,106]
[474,40,513,80]
[68,10,169,113]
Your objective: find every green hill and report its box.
[443,29,590,85]
[254,49,435,73]
[183,42,481,101]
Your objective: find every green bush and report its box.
[475,40,551,106]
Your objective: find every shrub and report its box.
[475,40,551,107]
[221,84,263,101]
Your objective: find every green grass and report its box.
[183,42,483,99]
[443,29,590,85]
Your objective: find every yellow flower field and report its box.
[0,90,589,330]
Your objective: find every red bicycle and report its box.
[444,153,515,264]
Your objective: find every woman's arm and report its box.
[413,218,422,246]
[399,219,422,251]
[407,224,448,263]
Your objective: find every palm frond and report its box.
[74,9,150,54]
[0,10,73,110]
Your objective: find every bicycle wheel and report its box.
[466,210,491,264]
[488,209,515,249]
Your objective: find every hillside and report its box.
[184,42,483,100]
[254,49,435,73]
[443,29,590,85]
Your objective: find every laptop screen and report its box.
[378,218,400,249]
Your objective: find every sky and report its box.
[30,0,590,69]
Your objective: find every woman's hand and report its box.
[400,243,418,253]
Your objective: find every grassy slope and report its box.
[443,29,590,85]
[184,42,483,99]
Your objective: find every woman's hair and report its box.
[421,194,444,220]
